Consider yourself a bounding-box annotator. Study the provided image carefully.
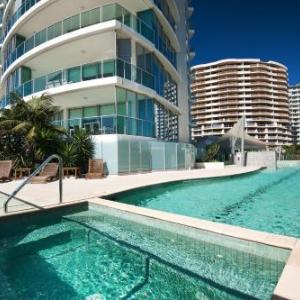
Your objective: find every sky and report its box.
[190,0,300,85]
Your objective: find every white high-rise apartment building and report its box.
[0,0,195,173]
[191,59,291,149]
[0,0,4,96]
[289,84,300,144]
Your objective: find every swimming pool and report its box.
[107,167,300,238]
[0,203,289,299]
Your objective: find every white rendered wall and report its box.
[175,0,191,143]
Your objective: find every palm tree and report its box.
[0,93,95,169]
[34,128,64,161]
[205,143,220,162]
[0,92,63,138]
[59,141,78,167]
[71,129,95,172]
[0,131,31,168]
[0,93,65,163]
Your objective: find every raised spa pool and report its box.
[0,204,289,299]
[107,167,300,238]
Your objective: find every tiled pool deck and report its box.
[0,166,261,213]
[0,165,299,299]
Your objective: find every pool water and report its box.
[0,205,289,299]
[108,167,300,238]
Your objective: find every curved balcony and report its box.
[0,58,155,108]
[2,0,41,40]
[53,114,156,138]
[152,0,176,31]
[3,0,180,44]
[3,3,177,72]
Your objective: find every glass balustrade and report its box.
[0,58,154,108]
[152,0,176,31]
[3,3,176,71]
[3,0,41,40]
[52,115,155,138]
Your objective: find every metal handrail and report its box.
[4,154,63,213]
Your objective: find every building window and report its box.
[103,60,115,77]
[82,63,101,81]
[67,67,81,83]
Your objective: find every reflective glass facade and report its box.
[153,0,176,30]
[51,86,179,141]
[136,42,178,140]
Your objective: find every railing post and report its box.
[58,156,63,204]
[4,154,63,213]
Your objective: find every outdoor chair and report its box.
[85,159,104,179]
[31,163,59,184]
[0,160,13,182]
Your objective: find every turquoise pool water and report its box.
[0,204,289,299]
[108,167,300,238]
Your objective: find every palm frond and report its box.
[12,121,32,133]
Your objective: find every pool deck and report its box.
[1,164,300,299]
[0,165,261,213]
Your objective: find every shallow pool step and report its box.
[123,256,259,300]
[83,219,280,300]
[0,230,74,261]
[0,219,87,252]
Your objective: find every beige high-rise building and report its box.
[289,84,300,144]
[191,59,291,149]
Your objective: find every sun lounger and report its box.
[31,163,59,183]
[85,159,104,179]
[0,161,13,182]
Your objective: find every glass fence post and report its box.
[79,11,82,29]
[33,32,36,48]
[122,7,125,25]
[32,78,35,93]
[123,60,126,79]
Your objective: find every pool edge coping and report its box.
[100,166,264,198]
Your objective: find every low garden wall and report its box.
[195,162,225,170]
[246,151,277,169]
[277,160,300,168]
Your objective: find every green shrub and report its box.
[204,144,220,162]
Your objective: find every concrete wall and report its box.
[195,162,225,170]
[246,151,277,169]
[277,160,300,168]
[176,0,191,143]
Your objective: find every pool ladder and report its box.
[3,154,63,213]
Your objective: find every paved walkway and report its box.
[0,165,261,215]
